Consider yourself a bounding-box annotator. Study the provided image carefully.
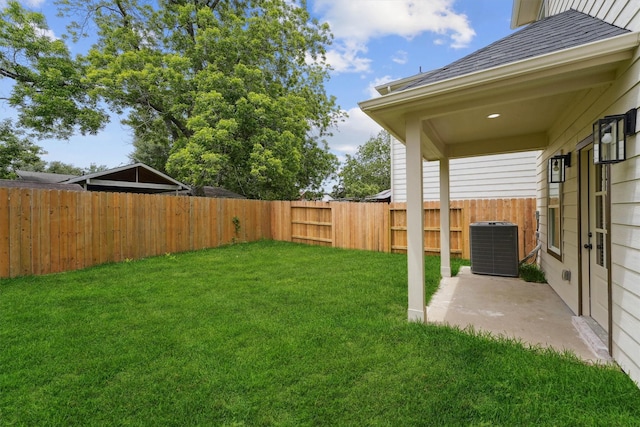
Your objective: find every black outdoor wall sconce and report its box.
[593,108,637,164]
[548,153,571,183]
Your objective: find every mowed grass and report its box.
[1,241,640,426]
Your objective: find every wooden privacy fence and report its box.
[1,187,537,278]
[0,188,272,278]
[273,198,537,260]
[270,200,391,252]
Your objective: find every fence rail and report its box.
[278,198,536,260]
[1,188,537,278]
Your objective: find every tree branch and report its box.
[141,98,191,138]
[0,68,24,81]
[115,0,130,26]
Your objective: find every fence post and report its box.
[461,200,469,259]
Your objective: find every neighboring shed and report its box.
[15,163,247,198]
[64,163,191,194]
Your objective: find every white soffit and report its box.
[511,0,544,28]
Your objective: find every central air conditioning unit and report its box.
[470,222,519,277]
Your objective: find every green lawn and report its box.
[2,241,639,426]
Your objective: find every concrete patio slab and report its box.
[426,266,612,363]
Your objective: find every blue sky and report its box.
[2,0,517,171]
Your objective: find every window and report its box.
[547,181,562,259]
[594,164,608,267]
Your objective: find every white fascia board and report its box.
[374,73,429,95]
[67,163,140,182]
[360,32,640,114]
[85,178,182,191]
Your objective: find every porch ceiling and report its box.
[359,33,640,161]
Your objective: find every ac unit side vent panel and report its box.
[470,222,519,277]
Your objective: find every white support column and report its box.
[406,116,426,322]
[440,157,452,278]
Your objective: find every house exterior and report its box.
[360,0,640,387]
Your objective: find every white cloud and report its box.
[31,23,57,41]
[1,0,47,10]
[326,107,384,156]
[325,40,371,73]
[17,0,46,7]
[392,50,408,65]
[315,0,475,44]
[314,0,475,73]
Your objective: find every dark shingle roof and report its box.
[201,186,246,199]
[364,189,391,202]
[16,170,78,183]
[0,179,85,191]
[400,9,630,91]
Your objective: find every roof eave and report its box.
[511,0,544,29]
[374,73,430,95]
[359,32,640,115]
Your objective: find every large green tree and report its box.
[58,0,342,199]
[0,118,111,177]
[334,130,391,200]
[0,1,107,139]
[0,120,45,179]
[0,1,109,176]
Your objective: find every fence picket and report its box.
[30,191,41,275]
[8,189,21,276]
[19,189,32,276]
[47,191,60,273]
[0,189,9,277]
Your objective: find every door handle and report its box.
[584,243,593,250]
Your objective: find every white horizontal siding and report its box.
[536,145,580,313]
[602,51,640,387]
[612,283,640,383]
[391,138,407,202]
[612,326,640,386]
[536,23,640,385]
[391,139,538,202]
[611,135,640,358]
[547,0,640,30]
